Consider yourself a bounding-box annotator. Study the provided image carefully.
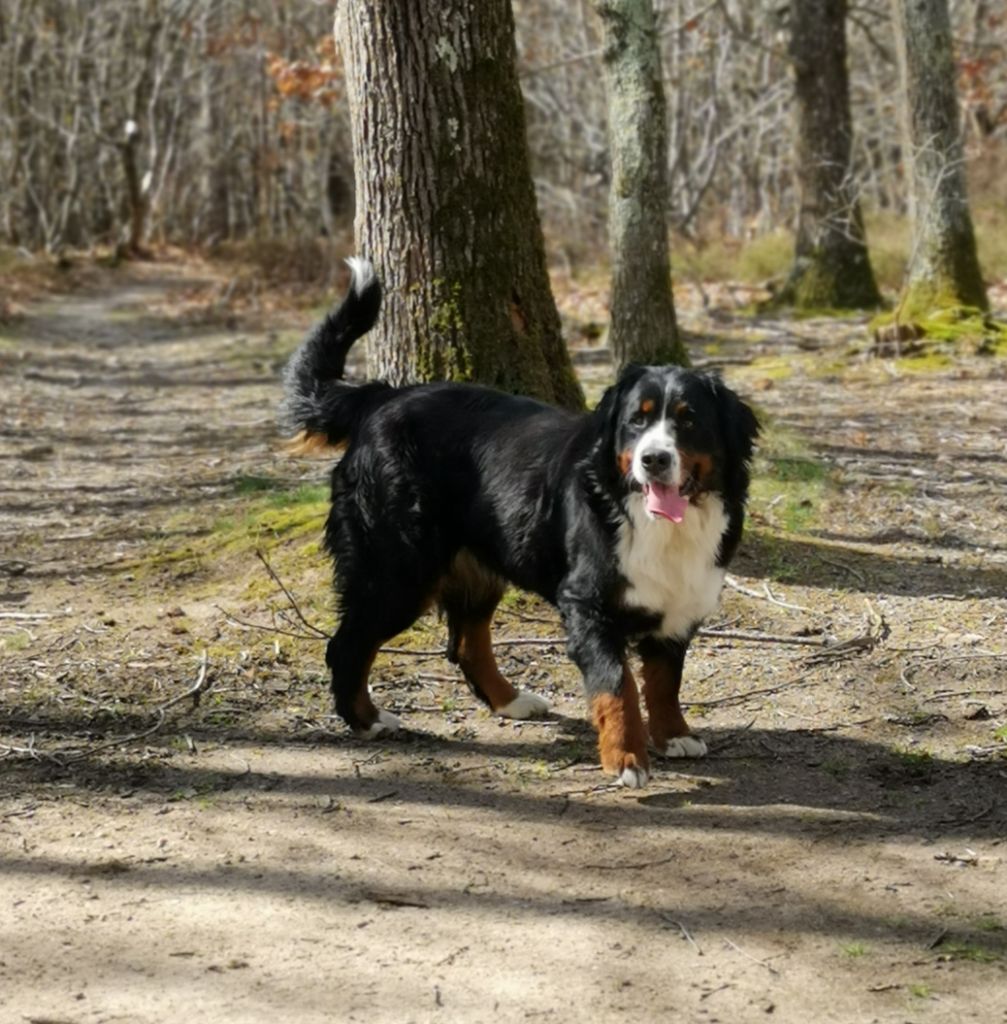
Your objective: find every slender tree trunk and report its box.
[120,121,149,255]
[335,0,583,410]
[780,0,880,309]
[891,0,987,316]
[594,0,686,367]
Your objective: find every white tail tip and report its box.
[345,256,376,296]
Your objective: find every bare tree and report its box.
[1,0,1004,275]
[593,0,687,366]
[335,0,583,408]
[891,0,988,316]
[777,0,880,309]
[0,0,341,253]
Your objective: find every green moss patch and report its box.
[124,483,329,590]
[748,416,833,538]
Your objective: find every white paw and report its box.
[355,709,401,739]
[619,764,650,789]
[496,690,550,720]
[657,735,708,758]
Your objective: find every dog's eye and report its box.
[680,418,695,431]
[629,412,648,428]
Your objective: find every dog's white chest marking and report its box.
[617,493,728,638]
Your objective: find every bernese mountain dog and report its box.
[283,259,758,788]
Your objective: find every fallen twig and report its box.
[364,892,429,909]
[61,650,213,762]
[814,554,867,586]
[723,938,781,975]
[802,600,888,665]
[214,604,320,642]
[937,799,996,827]
[660,914,703,955]
[723,575,821,615]
[934,849,979,866]
[254,549,328,638]
[0,734,44,761]
[698,627,831,647]
[583,854,676,871]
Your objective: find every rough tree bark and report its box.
[334,0,583,409]
[593,0,687,368]
[779,0,880,310]
[891,0,987,317]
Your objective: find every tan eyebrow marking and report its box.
[640,399,654,414]
[674,401,690,418]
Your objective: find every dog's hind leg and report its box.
[326,625,397,737]
[326,584,434,737]
[441,554,549,720]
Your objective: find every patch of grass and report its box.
[671,229,792,285]
[748,357,794,382]
[892,746,934,779]
[870,304,1006,357]
[263,484,328,509]
[736,230,794,285]
[0,632,32,653]
[765,456,826,484]
[863,211,910,294]
[840,941,870,958]
[893,350,956,374]
[232,474,287,496]
[974,913,1005,933]
[908,982,933,1000]
[861,201,1007,315]
[821,757,850,781]
[744,530,802,582]
[126,482,330,588]
[749,419,832,538]
[937,940,1001,963]
[993,724,1007,743]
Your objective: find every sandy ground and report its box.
[1,262,1006,1023]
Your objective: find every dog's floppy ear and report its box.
[702,371,759,491]
[594,363,646,428]
[591,364,647,486]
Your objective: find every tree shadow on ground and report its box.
[3,723,1007,961]
[3,713,1004,844]
[734,533,1006,599]
[3,838,1005,959]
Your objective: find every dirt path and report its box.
[2,265,1005,1024]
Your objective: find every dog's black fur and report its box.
[283,260,758,787]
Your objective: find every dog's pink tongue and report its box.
[644,482,689,523]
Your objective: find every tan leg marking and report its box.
[590,667,650,781]
[455,618,519,711]
[640,653,691,750]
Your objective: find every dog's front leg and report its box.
[561,601,650,788]
[638,635,708,758]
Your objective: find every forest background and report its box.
[2,0,1005,305]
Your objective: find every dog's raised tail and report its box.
[282,257,387,455]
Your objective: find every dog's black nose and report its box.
[640,449,672,473]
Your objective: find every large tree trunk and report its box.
[891,0,987,316]
[594,0,687,368]
[780,0,880,309]
[335,0,583,410]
